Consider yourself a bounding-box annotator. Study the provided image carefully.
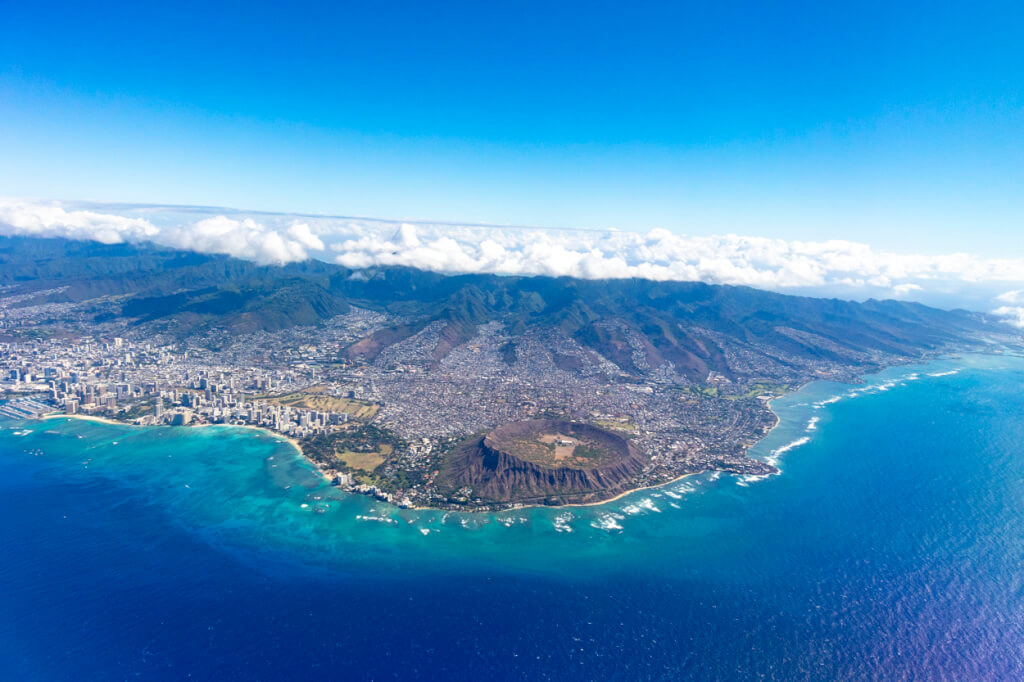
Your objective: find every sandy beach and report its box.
[192,424,335,483]
[42,413,126,428]
[40,413,333,482]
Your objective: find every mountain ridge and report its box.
[0,235,1004,382]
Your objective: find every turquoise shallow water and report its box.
[2,353,1023,679]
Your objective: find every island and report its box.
[1,235,1018,510]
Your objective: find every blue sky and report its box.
[1,0,1022,255]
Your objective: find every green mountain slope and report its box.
[0,236,1005,379]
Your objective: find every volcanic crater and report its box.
[440,419,649,505]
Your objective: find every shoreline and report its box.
[36,412,724,512]
[42,413,125,428]
[549,353,964,513]
[25,351,966,514]
[39,413,327,481]
[33,404,777,513]
[210,424,336,483]
[489,470,705,513]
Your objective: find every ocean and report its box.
[1,353,1023,680]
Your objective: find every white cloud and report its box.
[0,199,321,264]
[994,306,1024,328]
[331,224,1024,297]
[997,290,1023,304]
[165,215,322,264]
[0,199,159,244]
[286,222,325,251]
[893,283,923,296]
[2,198,1024,319]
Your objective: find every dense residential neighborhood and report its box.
[2,284,971,510]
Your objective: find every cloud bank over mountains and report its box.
[994,290,1024,328]
[2,198,1023,325]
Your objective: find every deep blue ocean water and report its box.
[2,353,1023,680]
